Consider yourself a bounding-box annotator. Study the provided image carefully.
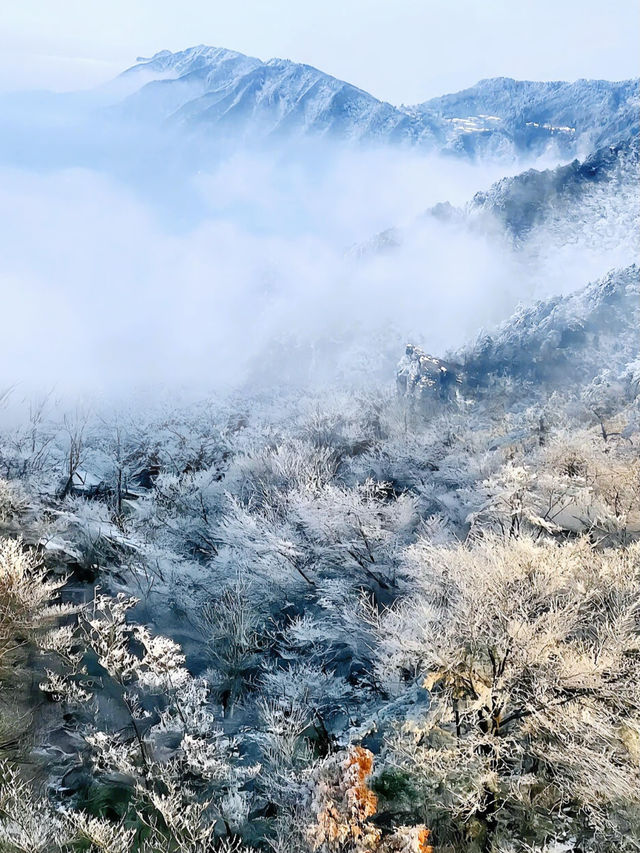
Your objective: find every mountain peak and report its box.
[124,45,261,77]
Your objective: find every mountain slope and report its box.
[400,264,640,407]
[461,263,640,387]
[353,135,639,269]
[470,135,639,239]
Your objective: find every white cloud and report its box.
[1,135,629,400]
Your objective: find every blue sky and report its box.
[0,0,638,103]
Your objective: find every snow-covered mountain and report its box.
[413,77,639,157]
[116,45,440,146]
[2,45,634,166]
[114,46,638,158]
[465,136,640,271]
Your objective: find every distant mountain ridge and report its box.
[116,46,638,158]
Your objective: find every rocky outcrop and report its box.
[397,345,463,409]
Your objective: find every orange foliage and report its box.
[344,746,380,836]
[308,746,433,853]
[309,745,382,850]
[380,825,433,853]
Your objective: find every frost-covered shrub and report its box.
[0,480,27,524]
[144,469,226,558]
[0,537,71,674]
[62,496,131,573]
[467,425,640,543]
[199,581,264,711]
[370,534,640,851]
[76,593,260,844]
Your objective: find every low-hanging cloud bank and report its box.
[0,109,633,400]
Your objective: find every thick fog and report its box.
[0,92,632,400]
